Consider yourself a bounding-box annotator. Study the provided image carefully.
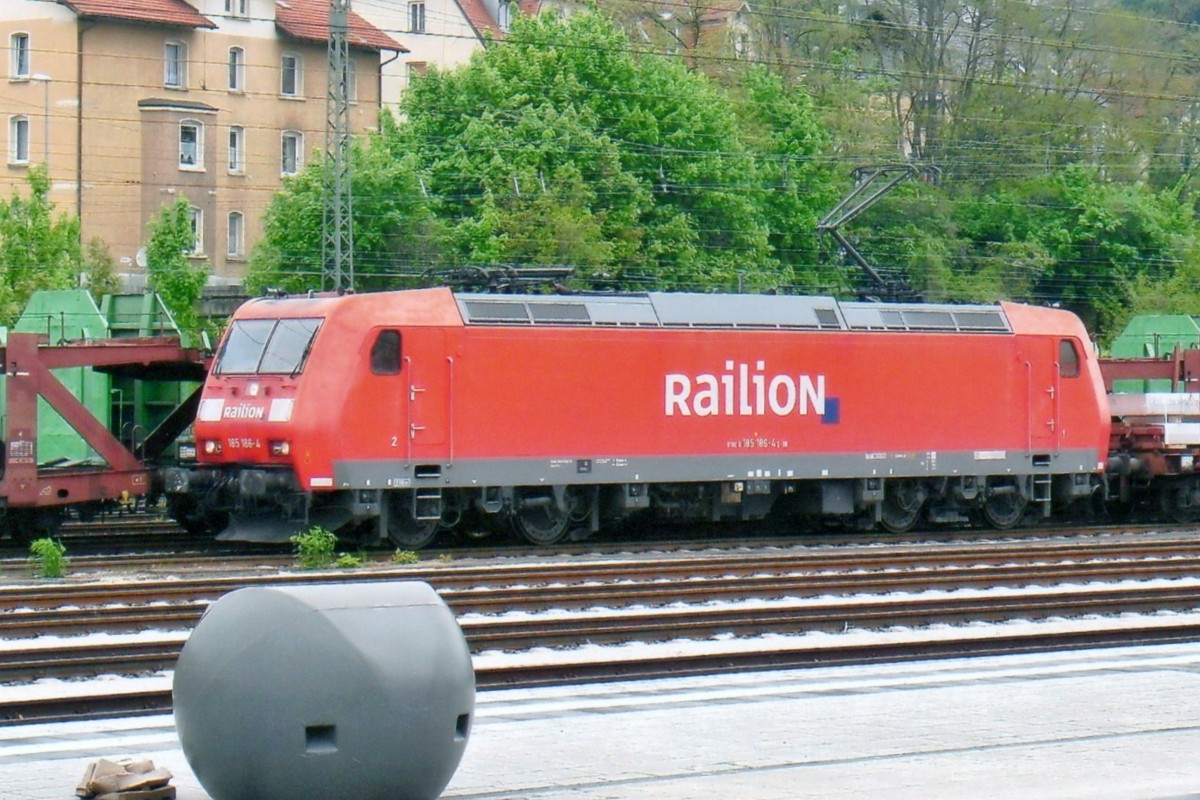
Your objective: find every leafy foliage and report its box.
[146,198,208,337]
[28,537,68,579]
[81,238,122,299]
[289,526,338,570]
[0,166,80,325]
[250,12,834,294]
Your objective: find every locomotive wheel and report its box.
[982,486,1028,530]
[879,480,924,534]
[167,495,230,537]
[385,495,440,549]
[511,488,573,546]
[1159,477,1200,525]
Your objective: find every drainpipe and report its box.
[380,48,401,117]
[76,19,94,222]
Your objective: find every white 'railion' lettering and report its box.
[222,404,266,420]
[665,361,825,417]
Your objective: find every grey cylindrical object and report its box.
[173,581,474,800]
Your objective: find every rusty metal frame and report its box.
[1,333,206,509]
[1099,344,1200,392]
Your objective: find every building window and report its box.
[224,0,248,16]
[409,2,426,32]
[498,0,511,31]
[9,115,29,164]
[407,61,427,82]
[10,33,30,79]
[164,40,187,88]
[346,63,357,103]
[280,52,301,97]
[188,206,203,255]
[228,125,244,173]
[179,120,202,169]
[281,130,302,175]
[227,211,244,257]
[228,47,244,92]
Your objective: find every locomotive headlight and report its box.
[270,440,291,457]
[203,440,223,455]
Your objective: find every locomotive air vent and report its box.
[814,308,841,329]
[952,311,1007,330]
[903,310,955,329]
[842,303,1011,333]
[462,301,530,323]
[528,303,591,323]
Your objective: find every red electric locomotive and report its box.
[163,289,1111,546]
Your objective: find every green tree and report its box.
[146,198,207,336]
[398,12,832,291]
[81,238,121,299]
[247,125,440,294]
[252,13,834,294]
[0,165,80,324]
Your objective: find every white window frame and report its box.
[280,52,301,97]
[281,130,302,175]
[10,33,30,79]
[188,206,204,255]
[9,115,29,164]
[179,119,203,170]
[224,0,248,17]
[227,211,244,258]
[228,125,244,173]
[498,0,511,31]
[410,2,426,32]
[164,40,187,89]
[227,47,244,92]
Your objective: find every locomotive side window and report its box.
[258,317,322,374]
[370,330,402,375]
[215,319,275,374]
[1059,339,1080,378]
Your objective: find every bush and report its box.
[392,549,419,565]
[29,537,68,578]
[289,526,337,569]
[335,552,363,569]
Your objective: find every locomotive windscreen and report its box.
[215,317,323,375]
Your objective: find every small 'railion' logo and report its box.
[222,403,266,420]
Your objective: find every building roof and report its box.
[454,0,503,41]
[57,0,216,28]
[275,0,407,53]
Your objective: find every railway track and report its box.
[4,535,1200,616]
[4,622,1198,725]
[4,534,1200,723]
[5,582,1200,683]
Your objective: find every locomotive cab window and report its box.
[1059,339,1080,378]
[215,317,322,375]
[370,330,402,375]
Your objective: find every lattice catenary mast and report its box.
[322,0,354,292]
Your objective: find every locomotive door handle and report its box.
[410,423,426,440]
[410,385,426,401]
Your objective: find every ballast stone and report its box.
[172,581,475,800]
